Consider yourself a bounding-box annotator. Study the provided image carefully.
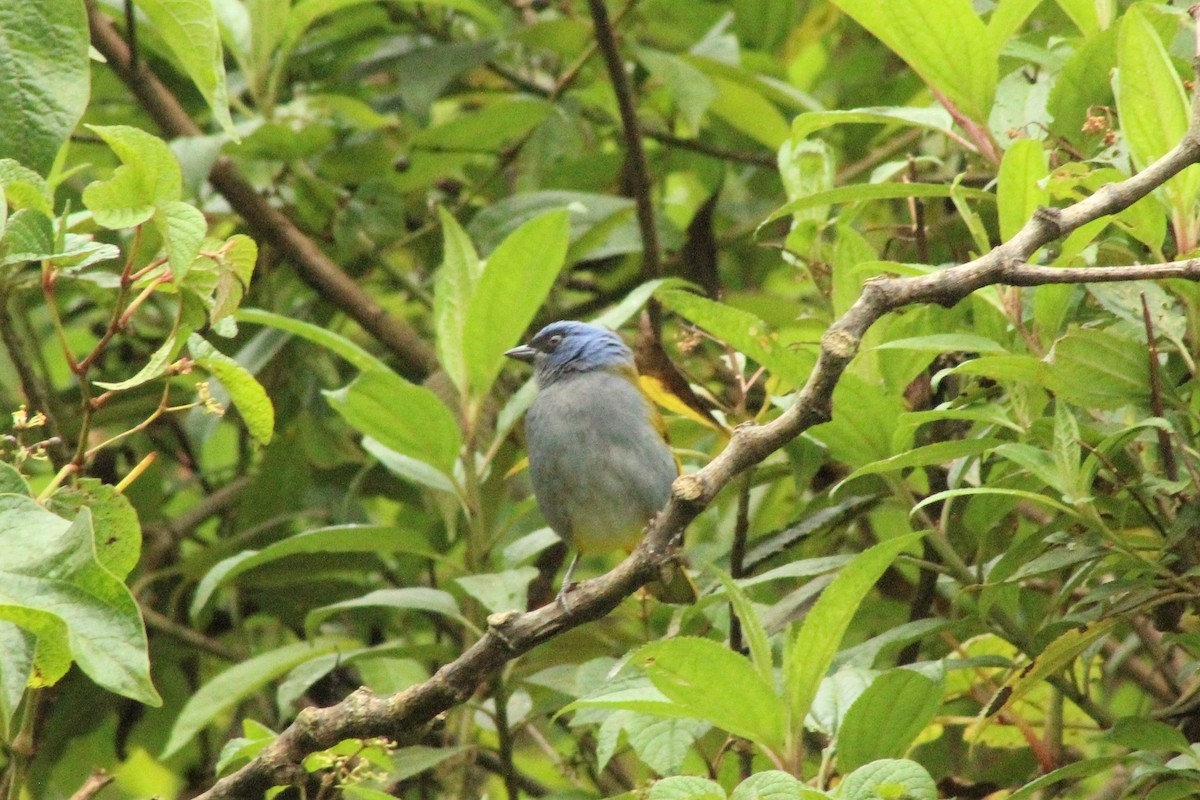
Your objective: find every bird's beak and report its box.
[504,344,537,363]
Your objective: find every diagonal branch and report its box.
[196,11,1200,800]
[85,4,438,377]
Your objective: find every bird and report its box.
[505,320,696,609]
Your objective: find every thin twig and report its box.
[586,0,660,282]
[67,770,114,800]
[141,606,247,661]
[1141,293,1178,481]
[644,130,776,168]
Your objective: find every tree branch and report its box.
[85,4,438,377]
[195,10,1200,799]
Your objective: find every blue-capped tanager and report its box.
[505,320,696,608]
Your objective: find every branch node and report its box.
[487,611,522,650]
[821,328,860,360]
[672,474,706,504]
[1033,206,1064,238]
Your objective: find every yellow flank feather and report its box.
[637,374,730,439]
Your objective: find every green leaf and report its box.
[591,278,692,331]
[837,438,1004,489]
[1115,5,1200,215]
[412,97,552,152]
[986,0,1042,51]
[634,637,786,753]
[912,487,1081,520]
[761,182,993,229]
[648,775,727,800]
[1,209,56,264]
[655,290,813,388]
[1052,402,1085,504]
[134,0,235,135]
[462,209,570,399]
[997,138,1049,241]
[839,758,937,800]
[1054,0,1104,37]
[161,639,346,758]
[190,525,435,618]
[789,106,953,141]
[85,124,183,207]
[638,49,718,131]
[467,190,636,258]
[831,0,996,123]
[1106,717,1191,754]
[1047,24,1117,143]
[0,623,34,738]
[0,160,52,215]
[433,207,482,396]
[708,76,791,149]
[0,0,89,175]
[874,334,1007,354]
[973,618,1120,741]
[305,588,467,635]
[47,478,142,580]
[214,719,277,776]
[808,667,875,736]
[386,744,472,783]
[711,570,773,685]
[188,335,275,446]
[1005,757,1127,800]
[565,676,681,719]
[778,138,834,230]
[0,463,30,497]
[454,568,538,615]
[625,714,705,775]
[0,497,160,706]
[324,369,462,477]
[785,533,923,733]
[236,309,389,373]
[837,669,943,771]
[1046,327,1151,409]
[206,233,258,324]
[82,167,157,229]
[730,771,807,800]
[362,438,458,495]
[93,330,183,391]
[154,201,207,281]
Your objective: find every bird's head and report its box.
[505,321,633,386]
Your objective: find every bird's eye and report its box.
[546,334,564,349]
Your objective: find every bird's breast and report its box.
[525,370,677,553]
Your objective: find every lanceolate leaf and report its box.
[972,618,1119,741]
[190,525,443,619]
[462,210,570,399]
[324,369,462,477]
[785,533,923,735]
[433,207,482,396]
[635,637,786,754]
[161,639,348,758]
[1115,6,1200,214]
[133,0,236,135]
